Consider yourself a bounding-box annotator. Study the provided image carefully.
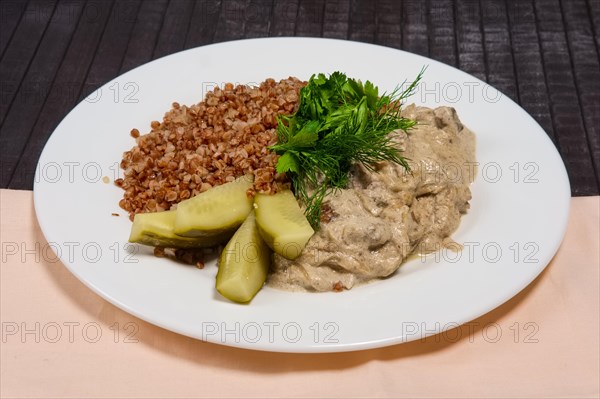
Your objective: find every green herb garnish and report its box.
[269,69,425,229]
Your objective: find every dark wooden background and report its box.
[0,0,598,195]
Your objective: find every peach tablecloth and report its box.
[1,189,599,398]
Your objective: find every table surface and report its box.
[1,190,599,398]
[0,0,599,195]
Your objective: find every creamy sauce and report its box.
[268,105,476,292]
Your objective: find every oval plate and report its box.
[34,38,570,353]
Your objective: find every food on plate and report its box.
[269,104,475,291]
[254,190,315,260]
[173,174,254,237]
[116,70,476,302]
[115,78,305,220]
[129,210,232,248]
[268,71,419,228]
[216,212,271,303]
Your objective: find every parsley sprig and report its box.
[269,69,425,229]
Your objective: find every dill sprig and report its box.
[269,69,425,229]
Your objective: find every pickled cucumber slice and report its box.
[216,212,271,303]
[129,210,233,248]
[254,190,315,260]
[174,175,254,237]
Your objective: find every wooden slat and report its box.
[213,0,247,41]
[0,0,29,58]
[1,0,83,188]
[0,0,57,126]
[428,0,458,67]
[348,0,374,43]
[121,0,169,72]
[588,0,600,54]
[479,0,518,101]
[454,0,486,81]
[153,0,195,58]
[323,0,350,39]
[7,0,115,189]
[243,0,272,38]
[185,0,222,48]
[374,0,402,49]
[505,0,556,144]
[270,0,298,36]
[78,0,141,101]
[534,0,598,195]
[402,0,428,56]
[561,0,600,189]
[295,0,325,37]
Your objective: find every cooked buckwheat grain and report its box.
[116,77,305,220]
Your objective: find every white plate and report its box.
[34,38,570,353]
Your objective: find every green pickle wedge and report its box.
[129,210,232,248]
[216,212,271,303]
[174,175,254,237]
[254,190,315,260]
